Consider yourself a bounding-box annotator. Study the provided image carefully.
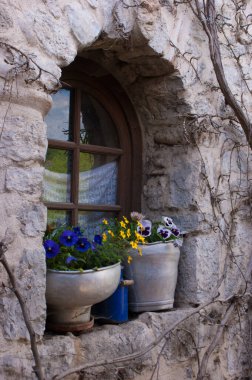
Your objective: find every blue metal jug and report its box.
[92,274,134,323]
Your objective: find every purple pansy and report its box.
[171,227,180,237]
[59,230,78,247]
[73,226,82,236]
[66,255,78,264]
[44,240,60,259]
[157,226,172,239]
[137,220,152,237]
[94,235,102,245]
[76,237,91,252]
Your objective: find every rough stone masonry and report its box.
[0,0,251,379]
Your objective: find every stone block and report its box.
[176,234,220,306]
[65,2,101,47]
[0,5,13,30]
[0,116,47,163]
[5,167,44,196]
[33,10,76,63]
[1,248,46,341]
[18,203,47,237]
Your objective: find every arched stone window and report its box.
[43,57,142,232]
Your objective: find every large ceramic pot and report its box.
[124,242,180,312]
[46,262,121,332]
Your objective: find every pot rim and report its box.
[139,241,178,246]
[47,261,121,274]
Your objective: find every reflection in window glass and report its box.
[43,148,72,203]
[78,211,116,239]
[80,92,119,147]
[47,210,71,227]
[79,153,118,205]
[45,89,73,141]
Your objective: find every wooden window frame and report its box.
[44,57,142,225]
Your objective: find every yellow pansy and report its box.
[126,229,131,238]
[120,230,126,239]
[135,231,145,242]
[108,230,114,237]
[130,241,138,249]
[127,255,133,264]
[120,221,126,229]
[123,216,129,224]
[102,232,107,241]
[137,221,143,229]
[103,219,108,225]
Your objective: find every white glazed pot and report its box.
[124,242,180,312]
[46,262,121,332]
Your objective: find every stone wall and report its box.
[0,0,251,379]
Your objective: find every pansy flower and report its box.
[44,240,60,259]
[76,237,91,252]
[66,255,78,264]
[162,216,176,229]
[157,225,172,240]
[59,230,78,247]
[73,226,82,236]
[171,227,180,237]
[137,220,152,237]
[94,234,102,245]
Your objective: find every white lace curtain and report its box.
[43,161,118,205]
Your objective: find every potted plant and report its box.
[123,212,184,312]
[43,218,143,333]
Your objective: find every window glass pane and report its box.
[78,211,117,239]
[45,88,73,141]
[47,210,71,227]
[79,153,118,205]
[43,148,72,202]
[80,92,119,147]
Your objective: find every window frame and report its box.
[44,58,142,225]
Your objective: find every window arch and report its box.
[43,57,142,232]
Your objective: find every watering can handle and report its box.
[120,279,134,286]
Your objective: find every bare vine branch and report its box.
[197,302,235,379]
[53,299,223,380]
[0,242,45,380]
[193,0,252,149]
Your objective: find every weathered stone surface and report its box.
[0,0,251,379]
[0,5,13,30]
[18,203,47,237]
[65,2,101,46]
[0,246,46,341]
[33,10,76,63]
[0,116,47,163]
[5,167,44,195]
[1,307,249,379]
[154,127,188,146]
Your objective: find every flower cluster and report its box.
[43,213,183,271]
[132,213,184,246]
[101,215,145,264]
[43,224,130,271]
[43,215,145,271]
